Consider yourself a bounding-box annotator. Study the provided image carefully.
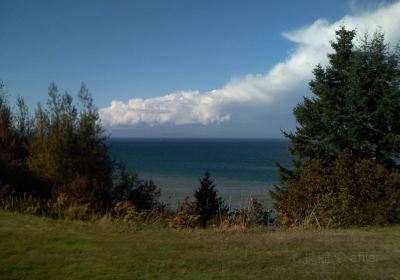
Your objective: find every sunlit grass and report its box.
[0,210,399,279]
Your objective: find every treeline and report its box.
[0,82,270,227]
[0,82,160,214]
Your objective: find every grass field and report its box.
[1,210,400,279]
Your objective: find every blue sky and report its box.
[1,0,400,138]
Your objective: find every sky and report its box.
[1,0,400,138]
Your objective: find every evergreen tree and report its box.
[73,83,114,210]
[271,27,400,226]
[0,82,15,163]
[194,171,227,227]
[0,81,50,198]
[283,27,400,167]
[27,83,114,211]
[0,81,16,196]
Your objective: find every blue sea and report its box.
[109,138,292,209]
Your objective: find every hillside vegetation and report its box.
[1,210,400,280]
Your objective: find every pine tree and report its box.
[194,171,227,227]
[271,27,400,225]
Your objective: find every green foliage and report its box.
[193,171,228,227]
[272,27,400,226]
[112,163,161,211]
[0,81,164,216]
[0,82,50,199]
[30,83,114,211]
[1,83,115,211]
[0,80,165,223]
[283,27,400,166]
[248,198,270,226]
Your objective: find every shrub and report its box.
[229,198,270,227]
[112,164,161,212]
[274,150,400,227]
[112,201,143,224]
[168,198,200,229]
[63,203,94,221]
[248,198,270,226]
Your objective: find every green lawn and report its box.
[0,210,399,279]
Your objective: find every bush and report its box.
[63,203,94,221]
[274,150,400,227]
[248,198,270,226]
[112,164,161,212]
[229,198,270,227]
[112,201,142,224]
[168,198,200,229]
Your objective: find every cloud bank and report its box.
[100,1,400,126]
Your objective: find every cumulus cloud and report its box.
[100,1,400,126]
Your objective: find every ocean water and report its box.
[109,138,292,208]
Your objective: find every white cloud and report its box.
[100,1,400,126]
[100,91,231,125]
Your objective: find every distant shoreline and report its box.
[107,137,289,141]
